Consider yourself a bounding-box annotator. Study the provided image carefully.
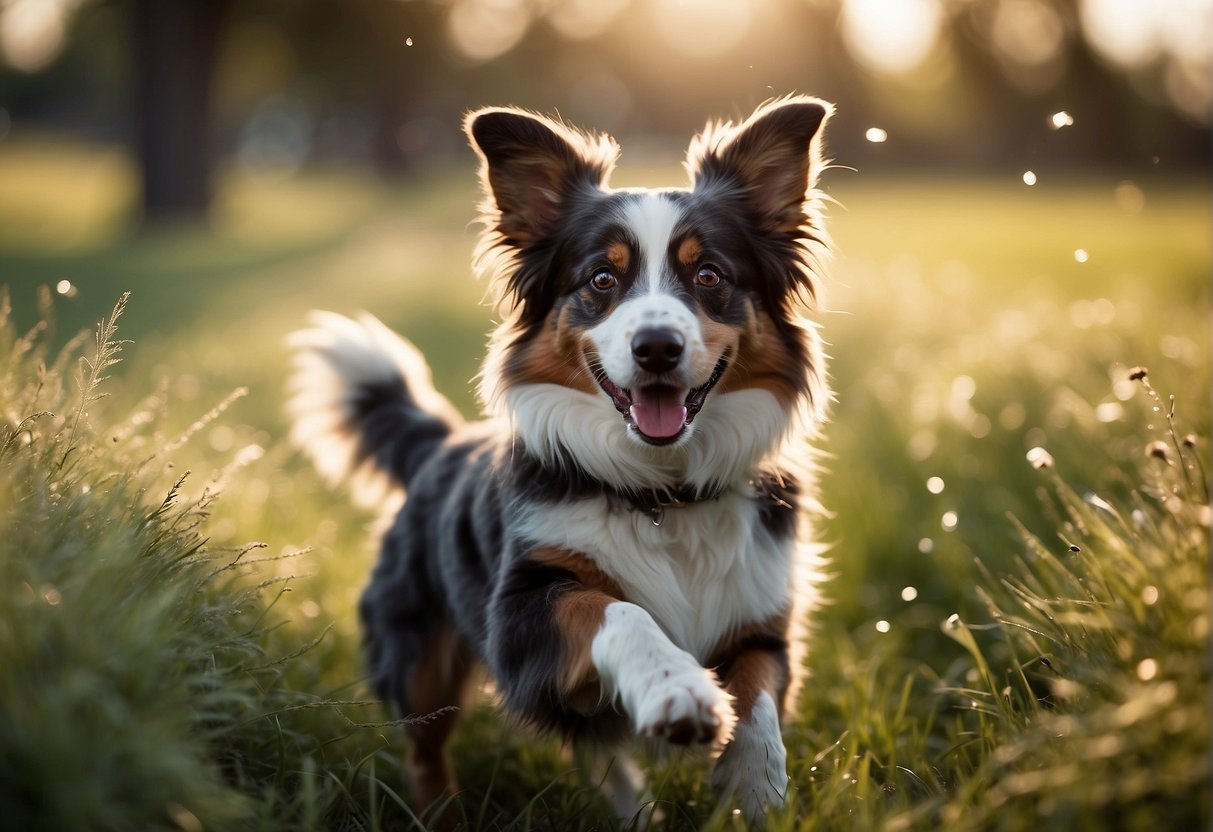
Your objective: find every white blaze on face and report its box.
[587,193,706,391]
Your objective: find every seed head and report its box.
[1027,446,1054,469]
[1145,440,1171,463]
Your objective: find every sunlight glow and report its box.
[991,0,1064,68]
[548,0,629,40]
[447,0,531,62]
[1081,0,1161,67]
[653,0,755,59]
[1081,0,1211,119]
[841,0,942,73]
[0,0,81,72]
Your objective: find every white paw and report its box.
[633,667,735,746]
[710,694,788,820]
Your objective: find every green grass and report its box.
[0,138,1207,830]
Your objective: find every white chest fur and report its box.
[516,493,794,662]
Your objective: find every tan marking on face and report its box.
[534,548,626,711]
[716,305,802,407]
[677,236,702,267]
[697,311,742,378]
[708,610,792,720]
[503,306,596,394]
[606,240,631,274]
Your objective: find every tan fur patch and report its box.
[693,302,747,385]
[715,305,802,407]
[504,306,596,394]
[677,236,702,267]
[708,610,792,720]
[534,548,626,709]
[606,240,631,274]
[403,623,475,818]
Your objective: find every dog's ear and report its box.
[686,96,832,236]
[466,108,619,246]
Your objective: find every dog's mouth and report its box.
[595,354,729,446]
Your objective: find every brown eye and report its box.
[591,269,617,291]
[695,265,722,288]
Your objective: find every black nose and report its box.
[631,328,685,374]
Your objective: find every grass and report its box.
[0,137,1207,830]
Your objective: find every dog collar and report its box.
[620,483,725,526]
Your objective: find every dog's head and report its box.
[468,97,832,486]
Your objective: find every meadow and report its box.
[0,137,1208,830]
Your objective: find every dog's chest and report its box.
[517,494,793,661]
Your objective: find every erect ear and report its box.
[465,107,619,246]
[686,96,832,236]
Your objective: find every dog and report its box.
[287,95,834,823]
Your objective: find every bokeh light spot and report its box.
[841,0,942,74]
[447,0,531,62]
[1050,110,1075,129]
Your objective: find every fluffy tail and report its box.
[286,311,463,507]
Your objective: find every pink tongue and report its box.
[629,386,687,439]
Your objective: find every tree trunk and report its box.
[132,0,230,221]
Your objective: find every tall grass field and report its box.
[0,140,1207,830]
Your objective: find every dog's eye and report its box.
[694,265,723,288]
[590,270,617,291]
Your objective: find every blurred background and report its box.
[0,0,1208,222]
[0,2,1209,826]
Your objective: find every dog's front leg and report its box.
[709,641,791,820]
[490,549,734,747]
[592,602,736,746]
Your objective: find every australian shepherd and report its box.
[287,95,834,822]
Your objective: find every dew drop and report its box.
[1022,170,1038,186]
[901,586,918,602]
[1074,248,1089,263]
[865,127,888,143]
[1049,110,1074,129]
